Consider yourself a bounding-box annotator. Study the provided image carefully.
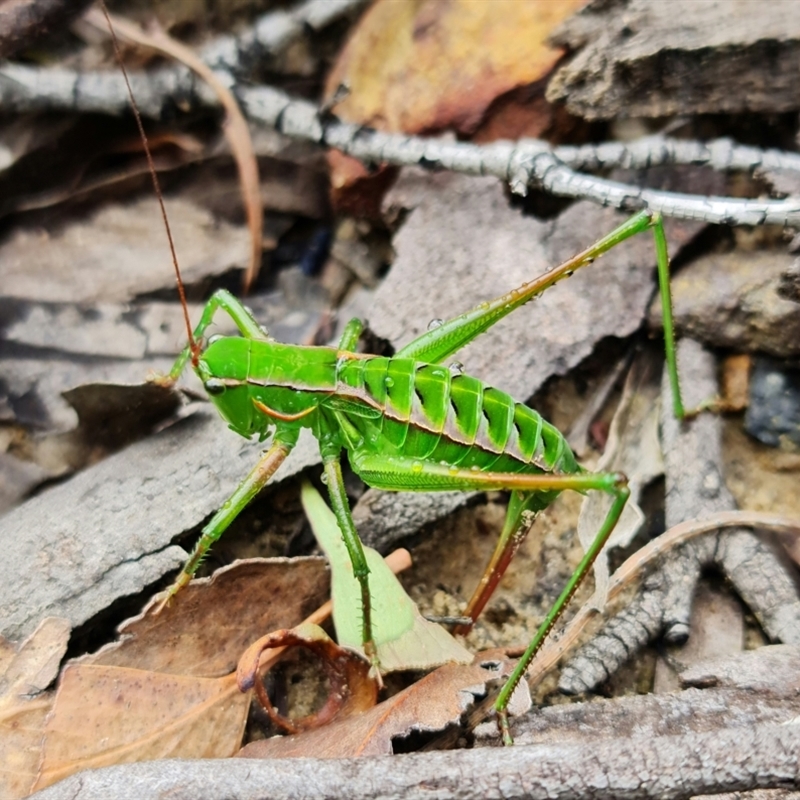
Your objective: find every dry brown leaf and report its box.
[324,0,586,207]
[84,558,330,677]
[31,554,414,789]
[325,0,586,207]
[0,618,70,800]
[32,559,330,791]
[237,654,514,759]
[33,665,248,791]
[326,0,586,135]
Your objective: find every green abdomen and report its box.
[335,357,578,476]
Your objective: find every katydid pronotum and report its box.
[103,8,687,746]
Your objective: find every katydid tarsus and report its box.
[104,6,687,745]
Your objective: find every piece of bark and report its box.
[648,248,800,359]
[547,0,800,119]
[0,409,321,643]
[27,723,800,800]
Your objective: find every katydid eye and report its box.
[208,334,224,345]
[205,379,226,396]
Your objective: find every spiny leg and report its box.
[320,453,381,681]
[156,431,296,612]
[493,476,628,746]
[452,489,539,636]
[350,452,629,686]
[396,210,685,418]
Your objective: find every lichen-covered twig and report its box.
[242,86,800,226]
[0,0,367,117]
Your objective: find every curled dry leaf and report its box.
[237,652,519,759]
[237,623,377,734]
[33,553,415,789]
[33,559,330,790]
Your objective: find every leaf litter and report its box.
[32,558,329,792]
[4,0,800,792]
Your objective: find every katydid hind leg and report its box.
[494,477,629,745]
[394,210,686,419]
[350,451,629,631]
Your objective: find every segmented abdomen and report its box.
[335,356,578,476]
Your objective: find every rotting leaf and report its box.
[33,664,249,792]
[237,623,377,734]
[237,653,520,759]
[0,618,70,800]
[301,481,473,673]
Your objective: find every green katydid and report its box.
[153,208,685,743]
[102,1,686,744]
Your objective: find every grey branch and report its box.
[4,15,800,226]
[28,723,800,800]
[558,340,800,695]
[0,0,366,117]
[242,86,800,226]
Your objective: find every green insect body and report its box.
[160,208,684,744]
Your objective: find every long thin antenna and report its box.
[99,0,197,361]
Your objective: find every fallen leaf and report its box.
[34,665,248,791]
[32,559,329,790]
[301,481,473,673]
[324,0,587,206]
[83,558,331,677]
[85,6,263,292]
[326,0,587,136]
[237,623,377,734]
[0,618,70,800]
